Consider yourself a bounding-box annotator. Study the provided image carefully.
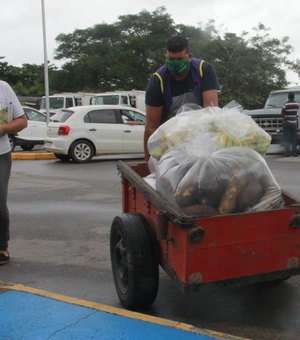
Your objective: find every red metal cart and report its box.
[110,160,300,310]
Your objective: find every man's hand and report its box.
[144,105,163,161]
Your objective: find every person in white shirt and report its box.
[0,80,27,264]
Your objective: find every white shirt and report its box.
[0,80,24,155]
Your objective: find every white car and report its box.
[45,105,146,163]
[9,106,48,151]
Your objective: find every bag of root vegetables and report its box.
[154,145,284,216]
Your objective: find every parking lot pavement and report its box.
[10,143,287,161]
[0,282,239,340]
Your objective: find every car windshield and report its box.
[51,110,74,122]
[41,97,64,110]
[24,108,47,122]
[265,92,300,108]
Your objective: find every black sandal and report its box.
[0,252,10,265]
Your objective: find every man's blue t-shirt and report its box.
[145,61,219,123]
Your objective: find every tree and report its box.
[53,7,177,92]
[0,57,46,96]
[53,10,298,108]
[1,9,299,107]
[204,23,292,108]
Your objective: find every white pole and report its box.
[41,0,50,124]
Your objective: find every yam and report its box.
[157,160,192,204]
[237,181,264,212]
[198,174,229,208]
[218,171,248,215]
[175,184,199,207]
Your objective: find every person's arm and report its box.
[202,89,218,107]
[144,105,163,161]
[201,62,219,107]
[144,75,164,160]
[0,81,28,136]
[0,115,28,135]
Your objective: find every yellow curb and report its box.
[12,152,56,160]
[0,281,246,339]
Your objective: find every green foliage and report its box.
[0,58,46,96]
[1,10,299,109]
[199,23,291,108]
[53,7,176,92]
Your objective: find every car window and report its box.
[51,110,74,122]
[121,96,128,105]
[94,95,119,105]
[265,92,300,108]
[49,97,64,109]
[23,108,47,122]
[120,109,145,123]
[84,109,117,124]
[66,97,74,108]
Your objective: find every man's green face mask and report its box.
[165,59,190,75]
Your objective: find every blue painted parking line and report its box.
[0,283,243,340]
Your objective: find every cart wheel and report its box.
[110,213,159,310]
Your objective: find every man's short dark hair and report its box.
[167,36,189,53]
[288,92,295,100]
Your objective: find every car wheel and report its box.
[54,153,71,162]
[70,140,94,163]
[21,144,34,151]
[110,213,159,310]
[8,135,16,152]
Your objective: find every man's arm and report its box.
[144,105,163,160]
[202,89,218,107]
[0,115,28,135]
[201,61,219,107]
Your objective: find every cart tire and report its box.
[110,213,159,310]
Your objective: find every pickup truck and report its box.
[247,86,300,144]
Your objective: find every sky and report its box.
[2,0,300,84]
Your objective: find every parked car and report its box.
[246,86,300,144]
[44,105,146,163]
[9,106,48,151]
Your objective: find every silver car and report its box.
[9,106,47,151]
[45,105,146,163]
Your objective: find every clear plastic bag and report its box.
[147,104,271,159]
[154,146,284,216]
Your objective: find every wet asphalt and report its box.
[1,146,300,339]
